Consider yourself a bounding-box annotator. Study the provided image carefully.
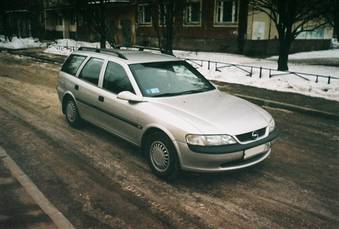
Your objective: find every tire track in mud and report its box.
[0,81,212,227]
[0,107,177,228]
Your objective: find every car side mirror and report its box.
[117,91,144,103]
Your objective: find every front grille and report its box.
[236,127,266,142]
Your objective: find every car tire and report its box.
[65,99,82,128]
[145,131,180,180]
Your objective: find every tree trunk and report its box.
[277,37,291,71]
[334,14,339,40]
[152,2,162,50]
[335,0,339,39]
[100,35,106,48]
[164,2,174,55]
[237,0,249,53]
[99,0,106,48]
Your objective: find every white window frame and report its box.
[138,3,152,26]
[183,0,202,27]
[214,0,238,27]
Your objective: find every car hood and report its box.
[148,89,272,135]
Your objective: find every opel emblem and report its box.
[251,131,259,139]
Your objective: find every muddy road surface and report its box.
[0,53,338,228]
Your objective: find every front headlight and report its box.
[268,119,275,133]
[186,134,237,146]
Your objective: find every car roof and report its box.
[73,48,179,64]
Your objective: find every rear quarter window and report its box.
[61,54,87,76]
[78,58,104,85]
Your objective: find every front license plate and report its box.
[244,143,270,159]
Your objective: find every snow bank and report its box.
[268,49,339,60]
[331,38,339,49]
[175,50,339,101]
[0,37,43,49]
[44,39,112,56]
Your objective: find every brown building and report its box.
[1,0,333,55]
[43,0,134,45]
[136,0,242,52]
[134,0,333,54]
[0,0,44,39]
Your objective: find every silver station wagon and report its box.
[57,47,278,180]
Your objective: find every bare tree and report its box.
[150,0,185,55]
[74,0,122,48]
[250,0,329,71]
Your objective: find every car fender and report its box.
[141,123,185,166]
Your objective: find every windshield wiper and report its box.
[152,92,184,97]
[152,88,211,97]
[180,89,210,95]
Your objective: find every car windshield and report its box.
[129,61,215,97]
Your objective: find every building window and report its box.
[138,4,152,25]
[214,0,238,25]
[297,28,325,40]
[184,0,202,25]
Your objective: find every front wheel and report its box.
[145,131,180,180]
[65,99,82,128]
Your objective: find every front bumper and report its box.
[176,130,278,172]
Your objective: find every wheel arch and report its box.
[140,125,183,165]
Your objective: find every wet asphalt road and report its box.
[0,53,338,228]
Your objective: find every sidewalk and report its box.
[0,160,56,229]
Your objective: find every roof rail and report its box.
[78,46,128,60]
[100,48,128,60]
[133,45,175,56]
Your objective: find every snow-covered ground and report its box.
[269,49,339,60]
[331,38,339,49]
[174,49,339,101]
[0,37,44,49]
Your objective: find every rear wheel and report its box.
[65,99,82,128]
[145,131,180,180]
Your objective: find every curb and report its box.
[236,94,339,121]
[0,146,75,229]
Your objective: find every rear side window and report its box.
[103,62,134,94]
[61,54,86,76]
[79,58,104,85]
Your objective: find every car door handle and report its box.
[74,84,79,90]
[98,95,104,102]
